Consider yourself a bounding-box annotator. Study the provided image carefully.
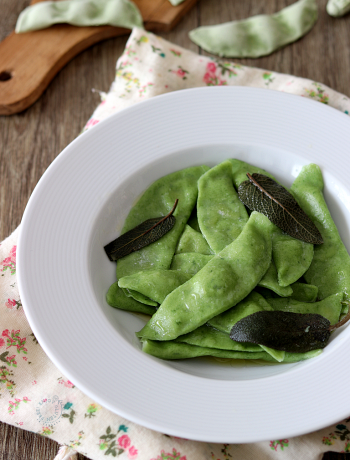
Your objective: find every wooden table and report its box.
[1,0,350,458]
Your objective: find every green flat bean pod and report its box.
[327,0,350,17]
[189,0,317,58]
[16,0,143,33]
[137,212,274,341]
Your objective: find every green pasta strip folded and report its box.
[122,288,158,307]
[289,282,318,302]
[267,292,344,325]
[106,282,156,315]
[137,211,274,341]
[119,269,190,305]
[116,166,209,279]
[142,340,322,362]
[291,164,350,303]
[197,160,249,253]
[170,253,214,277]
[175,225,214,255]
[207,291,285,361]
[176,324,261,352]
[142,339,275,361]
[258,261,293,297]
[189,0,317,58]
[272,227,314,287]
[16,0,143,33]
[229,159,314,287]
[208,291,273,334]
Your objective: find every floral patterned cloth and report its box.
[1,27,350,460]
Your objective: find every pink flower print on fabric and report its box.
[170,49,182,57]
[5,298,22,310]
[85,118,99,129]
[168,66,189,80]
[118,434,131,449]
[203,62,227,86]
[2,329,27,354]
[58,377,75,388]
[6,299,16,309]
[128,445,138,459]
[269,439,289,451]
[0,338,5,348]
[1,245,16,274]
[151,449,187,460]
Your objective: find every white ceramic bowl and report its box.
[18,87,350,443]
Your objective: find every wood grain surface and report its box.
[0,0,198,115]
[1,0,350,458]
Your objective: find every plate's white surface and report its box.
[18,87,350,443]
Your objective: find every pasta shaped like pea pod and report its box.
[229,159,314,287]
[197,160,249,253]
[175,225,213,255]
[267,292,344,325]
[137,211,274,341]
[291,164,350,302]
[176,324,261,352]
[290,282,318,302]
[142,340,321,362]
[229,159,276,189]
[118,269,190,305]
[106,282,156,315]
[258,261,293,297]
[189,0,317,58]
[208,291,273,334]
[116,165,209,279]
[272,227,314,286]
[142,339,275,361]
[170,253,214,277]
[208,291,285,362]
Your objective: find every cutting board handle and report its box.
[0,0,197,115]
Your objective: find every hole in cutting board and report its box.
[0,71,12,81]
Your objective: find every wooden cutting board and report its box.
[0,0,198,115]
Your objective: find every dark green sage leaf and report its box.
[104,199,178,262]
[238,173,323,244]
[230,311,331,352]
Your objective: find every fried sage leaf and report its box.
[104,200,178,262]
[230,311,331,352]
[238,173,323,244]
[230,306,350,353]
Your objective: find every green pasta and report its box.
[175,225,214,255]
[291,164,350,302]
[106,159,350,364]
[137,212,274,341]
[197,160,248,253]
